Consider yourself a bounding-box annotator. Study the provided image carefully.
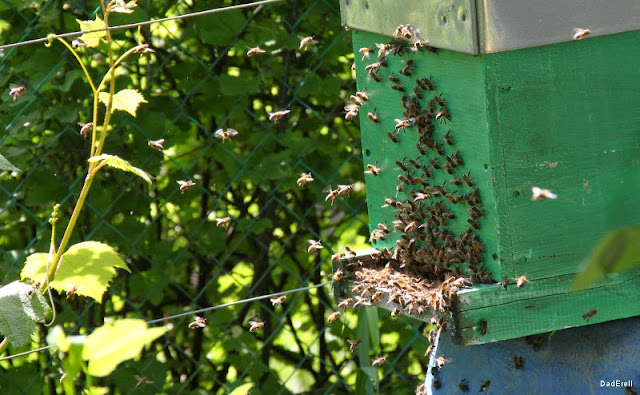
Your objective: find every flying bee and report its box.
[516,275,529,288]
[247,313,264,332]
[399,60,415,76]
[177,180,196,193]
[307,239,323,254]
[366,163,381,176]
[188,316,207,329]
[214,128,239,142]
[296,172,314,187]
[353,298,371,308]
[345,246,355,255]
[583,309,597,321]
[327,311,341,324]
[531,186,558,200]
[9,84,25,101]
[387,131,399,143]
[299,36,318,50]
[573,28,591,40]
[270,295,286,307]
[249,321,265,332]
[268,109,291,121]
[66,285,79,299]
[434,356,451,368]
[246,46,266,56]
[367,112,380,123]
[337,184,353,196]
[135,376,154,388]
[458,379,469,392]
[333,268,344,281]
[214,216,232,228]
[344,109,359,120]
[347,339,362,353]
[372,356,386,366]
[444,130,453,145]
[325,188,339,205]
[147,138,165,151]
[79,122,93,138]
[338,298,353,309]
[514,355,523,370]
[479,381,491,392]
[359,47,373,60]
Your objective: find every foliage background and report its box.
[0,0,430,393]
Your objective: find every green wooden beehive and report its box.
[334,0,640,345]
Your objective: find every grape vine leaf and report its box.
[98,89,147,117]
[110,0,138,14]
[0,281,51,347]
[0,154,20,172]
[83,319,168,377]
[21,242,130,302]
[88,154,153,184]
[76,16,107,48]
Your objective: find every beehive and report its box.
[334,0,640,345]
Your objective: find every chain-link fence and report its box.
[0,0,430,393]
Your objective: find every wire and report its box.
[0,0,283,51]
[0,280,333,361]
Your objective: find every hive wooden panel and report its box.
[343,29,640,344]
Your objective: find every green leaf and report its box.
[88,154,153,184]
[98,89,147,117]
[83,319,168,377]
[21,252,50,284]
[76,16,107,48]
[110,0,137,14]
[0,281,51,347]
[573,227,640,290]
[0,154,20,172]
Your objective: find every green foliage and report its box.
[97,89,147,116]
[0,153,20,172]
[88,154,153,184]
[573,227,640,290]
[0,281,51,347]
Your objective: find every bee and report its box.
[413,192,430,202]
[66,285,79,299]
[347,338,362,353]
[27,281,40,296]
[246,46,266,56]
[344,109,359,120]
[413,86,424,99]
[458,379,469,392]
[331,252,345,261]
[367,112,380,123]
[572,28,591,40]
[135,376,154,388]
[444,130,453,145]
[177,180,196,193]
[372,356,386,366]
[479,380,491,392]
[583,309,597,321]
[353,297,371,308]
[391,307,402,317]
[375,42,391,57]
[296,172,314,187]
[365,61,383,72]
[358,47,373,60]
[349,95,364,106]
[424,344,434,357]
[531,186,558,200]
[394,118,411,130]
[434,356,451,368]
[299,36,318,51]
[532,336,544,351]
[435,108,450,123]
[399,60,415,76]
[188,316,207,329]
[501,276,509,290]
[370,229,385,243]
[249,321,265,332]
[147,138,165,151]
[333,268,344,281]
[345,246,355,255]
[392,84,405,92]
[467,218,480,229]
[325,188,339,205]
[514,355,523,370]
[479,320,488,336]
[516,275,529,288]
[429,158,441,170]
[215,216,232,228]
[387,131,399,143]
[268,109,291,122]
[432,142,444,156]
[337,184,353,196]
[366,163,381,176]
[79,122,93,138]
[270,295,286,307]
[452,151,464,166]
[626,386,638,395]
[388,74,400,83]
[395,160,409,172]
[378,223,390,233]
[461,172,474,186]
[433,379,441,389]
[338,298,353,309]
[327,311,341,324]
[450,178,462,186]
[9,84,25,101]
[307,239,323,253]
[369,70,381,82]
[214,128,239,142]
[416,77,435,91]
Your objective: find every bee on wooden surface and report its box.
[246,46,266,56]
[369,70,382,82]
[458,379,469,392]
[572,28,591,40]
[424,344,434,357]
[66,285,79,299]
[395,160,409,172]
[367,112,380,123]
[450,178,462,187]
[268,109,291,122]
[516,275,529,288]
[328,311,341,324]
[479,320,488,336]
[372,356,386,366]
[359,47,373,60]
[399,60,415,76]
[147,138,165,151]
[177,180,196,193]
[392,84,406,92]
[270,295,286,307]
[349,95,364,106]
[501,276,509,290]
[345,246,356,255]
[299,36,318,51]
[583,309,597,321]
[444,130,453,145]
[388,74,400,84]
[296,172,314,187]
[338,298,353,309]
[214,128,239,143]
[188,316,207,329]
[365,61,384,72]
[333,268,344,281]
[394,118,411,130]
[413,86,424,99]
[417,77,435,91]
[434,356,451,369]
[215,216,232,228]
[531,186,558,200]
[435,108,450,123]
[325,188,339,205]
[432,141,444,156]
[532,336,544,351]
[479,380,491,392]
[355,91,369,101]
[347,339,362,353]
[370,229,385,243]
[514,355,523,370]
[353,297,372,309]
[9,84,25,101]
[387,130,399,143]
[307,239,323,254]
[429,158,441,170]
[375,42,391,57]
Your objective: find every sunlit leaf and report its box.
[88,154,153,184]
[0,154,20,172]
[83,319,168,377]
[21,252,50,284]
[76,16,107,48]
[110,0,137,14]
[573,227,640,290]
[98,89,147,117]
[0,281,51,347]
